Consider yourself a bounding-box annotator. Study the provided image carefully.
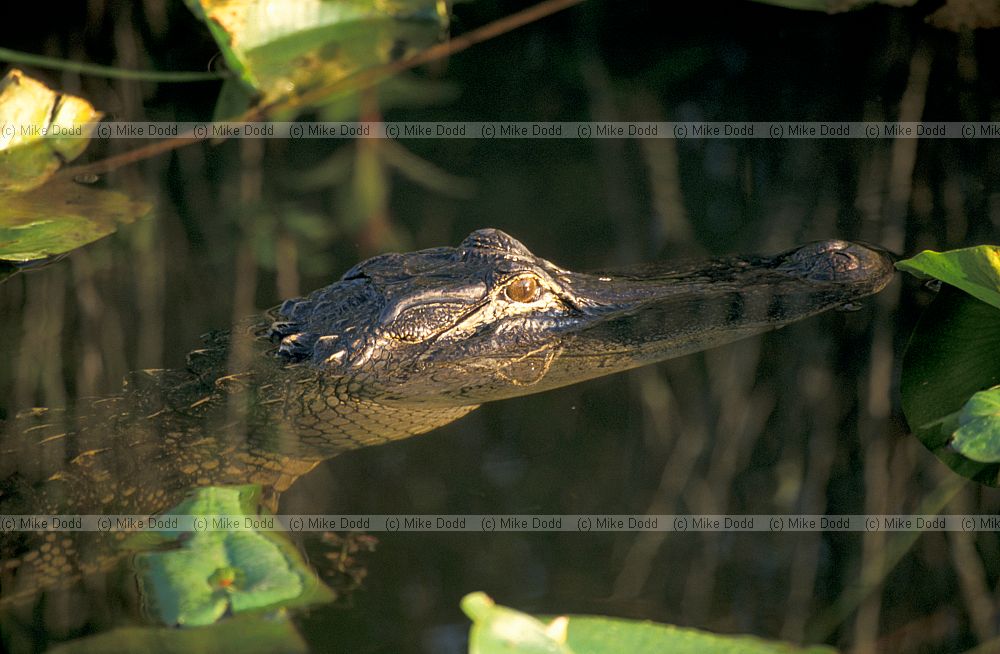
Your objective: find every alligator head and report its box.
[270,229,895,409]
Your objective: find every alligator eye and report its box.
[504,276,541,303]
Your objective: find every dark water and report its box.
[2,1,1000,652]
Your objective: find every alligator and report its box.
[0,228,895,606]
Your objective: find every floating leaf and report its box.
[0,68,102,191]
[463,592,573,654]
[127,485,334,627]
[462,593,834,654]
[896,246,1000,311]
[900,286,1000,485]
[46,613,308,654]
[184,0,448,109]
[0,69,150,268]
[562,616,834,654]
[951,386,1000,463]
[0,177,151,262]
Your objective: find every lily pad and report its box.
[0,69,101,191]
[951,386,1000,463]
[0,177,151,262]
[184,0,448,111]
[127,485,334,627]
[896,246,1000,311]
[462,593,834,654]
[46,613,308,654]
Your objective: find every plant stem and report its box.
[0,47,223,82]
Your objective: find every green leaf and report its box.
[951,386,1000,462]
[463,592,573,654]
[183,0,448,109]
[461,593,834,654]
[127,485,334,627]
[0,177,151,262]
[45,613,308,654]
[896,246,1000,311]
[900,286,1000,485]
[0,69,102,191]
[0,69,151,267]
[563,617,834,654]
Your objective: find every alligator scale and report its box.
[0,229,894,605]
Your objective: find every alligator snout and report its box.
[778,240,896,285]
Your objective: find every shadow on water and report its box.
[1,1,1000,652]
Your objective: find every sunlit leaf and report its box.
[184,0,448,110]
[0,177,151,262]
[896,246,1000,311]
[951,386,1000,463]
[127,485,334,627]
[463,592,573,654]
[0,68,102,191]
[46,613,308,654]
[0,69,150,268]
[461,593,835,654]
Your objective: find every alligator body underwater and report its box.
[0,228,895,604]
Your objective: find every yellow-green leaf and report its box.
[896,246,1000,311]
[183,0,448,110]
[0,68,102,191]
[0,177,151,262]
[463,592,574,654]
[951,386,1000,463]
[461,593,835,654]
